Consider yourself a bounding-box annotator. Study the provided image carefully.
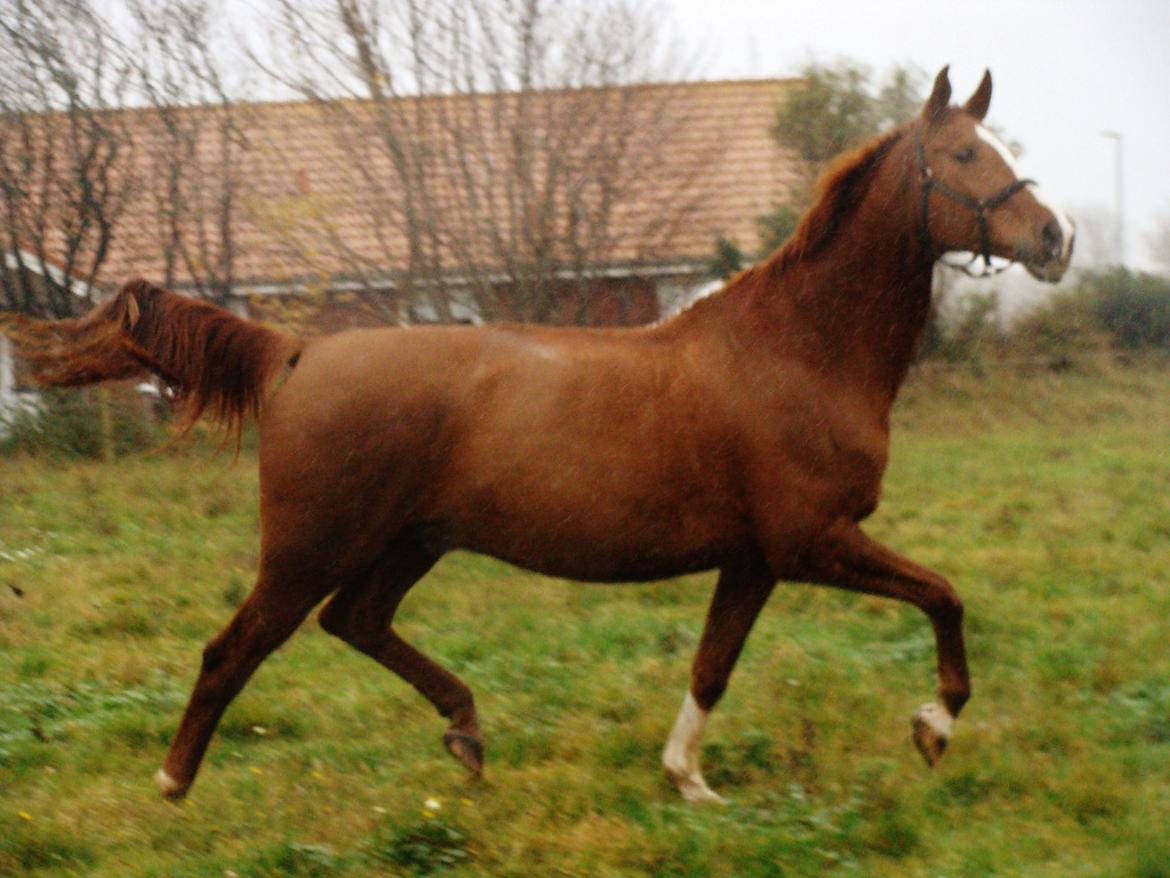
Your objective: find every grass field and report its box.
[1,363,1169,877]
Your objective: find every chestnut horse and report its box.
[5,68,1072,803]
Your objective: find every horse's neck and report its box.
[796,233,933,397]
[747,166,933,405]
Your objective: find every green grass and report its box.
[1,362,1168,877]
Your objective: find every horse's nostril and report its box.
[1042,220,1063,258]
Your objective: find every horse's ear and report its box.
[922,65,952,125]
[963,69,992,121]
[125,292,140,328]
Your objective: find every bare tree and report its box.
[126,0,249,305]
[251,0,457,322]
[0,0,136,318]
[254,0,713,325]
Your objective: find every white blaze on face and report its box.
[976,125,1074,262]
[975,124,1024,177]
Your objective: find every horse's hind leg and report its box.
[317,540,484,775]
[802,520,970,766]
[156,564,329,800]
[665,558,775,803]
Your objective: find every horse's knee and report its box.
[925,580,963,625]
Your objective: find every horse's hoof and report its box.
[912,703,953,767]
[155,768,189,801]
[669,772,728,805]
[663,760,728,805]
[443,729,484,775]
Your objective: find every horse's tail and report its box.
[0,278,302,439]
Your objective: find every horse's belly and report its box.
[461,530,735,583]
[443,487,746,583]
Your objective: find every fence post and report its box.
[97,386,115,462]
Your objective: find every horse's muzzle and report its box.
[1023,217,1075,283]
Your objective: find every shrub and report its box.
[1007,287,1112,367]
[1083,267,1170,350]
[1007,268,1170,366]
[708,236,747,280]
[0,386,165,459]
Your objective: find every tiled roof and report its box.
[86,79,801,291]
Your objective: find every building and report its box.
[110,78,798,327]
[2,79,799,420]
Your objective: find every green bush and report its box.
[936,290,1001,363]
[1083,267,1170,350]
[0,386,165,459]
[708,236,747,280]
[1007,287,1112,367]
[1007,268,1170,366]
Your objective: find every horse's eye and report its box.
[955,146,977,164]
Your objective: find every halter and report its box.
[915,125,1034,278]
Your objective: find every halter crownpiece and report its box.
[914,124,1034,278]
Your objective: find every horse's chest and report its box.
[748,406,890,525]
[827,425,889,519]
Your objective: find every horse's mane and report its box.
[667,125,909,324]
[770,126,907,273]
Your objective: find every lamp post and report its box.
[1101,130,1124,266]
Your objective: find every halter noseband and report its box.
[915,125,1034,278]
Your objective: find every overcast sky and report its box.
[659,0,1170,270]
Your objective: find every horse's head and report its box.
[915,67,1074,282]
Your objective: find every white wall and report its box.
[0,334,39,436]
[0,333,14,436]
[0,334,13,411]
[656,275,724,320]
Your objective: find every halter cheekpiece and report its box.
[915,125,1034,278]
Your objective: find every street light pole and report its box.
[1101,130,1125,266]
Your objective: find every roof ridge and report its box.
[110,76,799,117]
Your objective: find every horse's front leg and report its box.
[665,557,775,803]
[801,519,970,765]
